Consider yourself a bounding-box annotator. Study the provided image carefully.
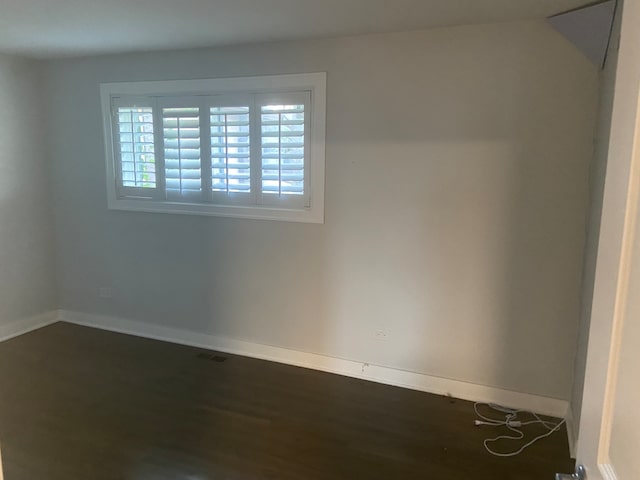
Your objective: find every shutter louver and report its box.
[210,106,251,194]
[116,107,156,188]
[261,104,305,196]
[163,107,202,200]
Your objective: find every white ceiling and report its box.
[0,0,594,59]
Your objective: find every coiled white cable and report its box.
[474,402,566,457]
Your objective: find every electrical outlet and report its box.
[99,287,113,299]
[375,329,388,341]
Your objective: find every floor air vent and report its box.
[197,352,228,362]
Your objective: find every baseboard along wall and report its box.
[0,309,573,453]
[0,311,59,343]
[55,309,569,419]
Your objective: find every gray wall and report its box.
[0,53,56,325]
[46,20,598,400]
[570,3,622,442]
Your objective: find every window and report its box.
[100,73,326,223]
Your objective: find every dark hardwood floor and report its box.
[0,322,574,479]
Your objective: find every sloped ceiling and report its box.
[549,0,616,68]
[0,0,594,59]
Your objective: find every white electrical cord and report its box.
[473,402,566,457]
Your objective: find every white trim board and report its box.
[57,310,569,418]
[0,311,58,343]
[566,406,578,459]
[599,463,619,480]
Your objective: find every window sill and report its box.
[107,197,324,224]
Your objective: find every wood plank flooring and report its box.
[0,322,574,479]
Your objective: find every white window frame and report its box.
[100,73,326,224]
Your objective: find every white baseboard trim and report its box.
[0,310,58,343]
[57,309,569,418]
[565,406,577,459]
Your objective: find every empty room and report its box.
[1,0,639,479]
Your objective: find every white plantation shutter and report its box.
[111,94,311,207]
[103,74,325,221]
[162,105,202,201]
[210,105,252,197]
[111,97,158,199]
[117,107,156,188]
[257,92,311,208]
[261,104,304,194]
